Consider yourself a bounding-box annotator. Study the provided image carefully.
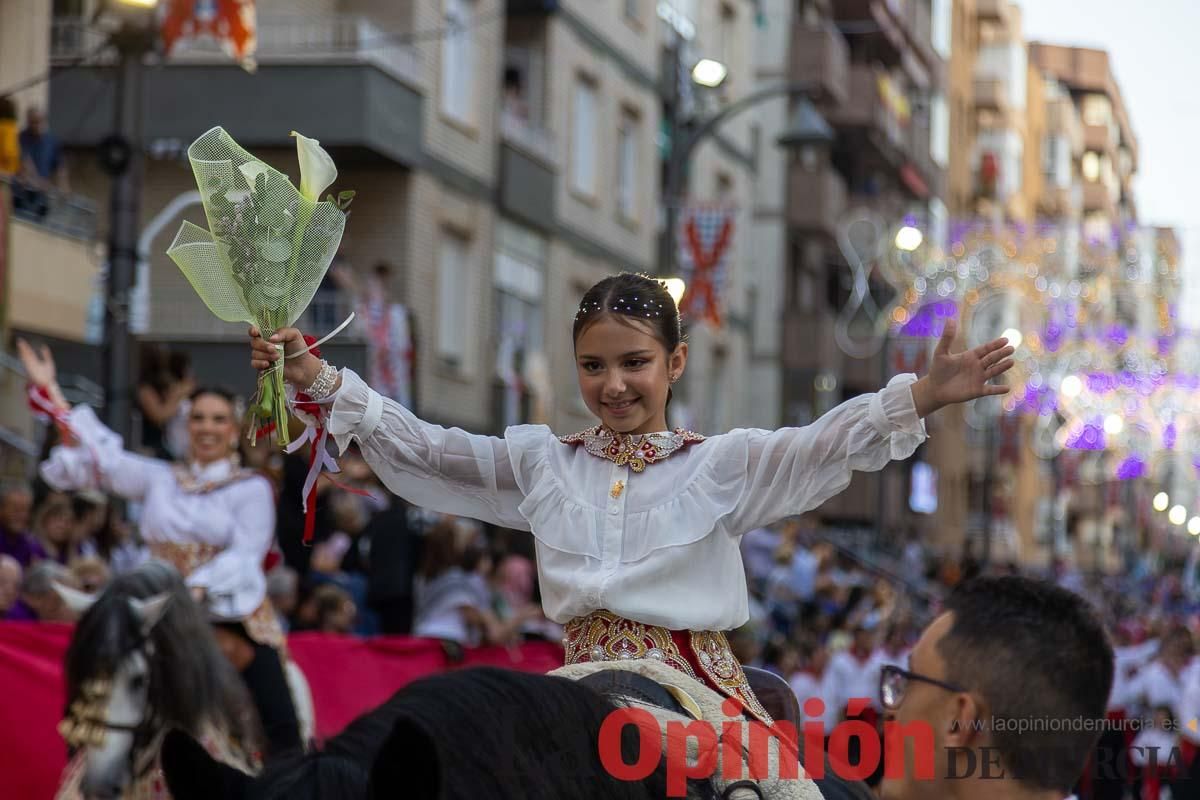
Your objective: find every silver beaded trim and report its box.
[302,360,338,400]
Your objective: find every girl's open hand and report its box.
[911,320,1015,417]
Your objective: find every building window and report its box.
[1081,94,1112,127]
[437,230,470,368]
[1081,151,1101,182]
[493,221,546,427]
[716,171,734,200]
[441,0,475,124]
[718,3,736,85]
[930,92,949,167]
[929,198,948,252]
[617,110,639,219]
[976,129,1023,198]
[1043,135,1071,188]
[571,77,598,196]
[931,0,951,59]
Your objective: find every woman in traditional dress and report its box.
[253,272,1014,725]
[18,340,302,757]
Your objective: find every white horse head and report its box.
[59,589,171,799]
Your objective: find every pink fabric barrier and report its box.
[0,622,563,799]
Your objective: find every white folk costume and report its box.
[40,406,282,648]
[323,368,926,722]
[1127,660,1187,722]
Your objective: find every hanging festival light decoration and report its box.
[831,213,1188,482]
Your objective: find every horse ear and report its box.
[128,592,172,636]
[52,582,97,615]
[369,718,440,799]
[161,729,252,800]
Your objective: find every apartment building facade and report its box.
[26,0,777,447]
[0,0,102,473]
[942,8,1167,569]
[759,0,953,538]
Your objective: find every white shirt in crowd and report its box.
[1107,639,1159,711]
[1178,672,1200,747]
[412,568,492,647]
[325,369,926,631]
[824,648,884,718]
[40,406,275,620]
[1125,659,1187,721]
[789,670,838,732]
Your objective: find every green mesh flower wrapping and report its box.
[167,126,348,446]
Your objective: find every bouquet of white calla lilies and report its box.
[167,126,354,446]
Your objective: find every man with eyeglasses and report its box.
[877,575,1113,800]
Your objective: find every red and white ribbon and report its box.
[27,384,69,426]
[27,384,103,487]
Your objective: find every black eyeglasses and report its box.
[879,664,967,711]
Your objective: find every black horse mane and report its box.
[65,560,260,753]
[165,666,718,800]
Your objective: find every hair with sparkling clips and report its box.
[572,273,682,350]
[572,273,684,408]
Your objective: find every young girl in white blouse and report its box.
[252,272,1014,722]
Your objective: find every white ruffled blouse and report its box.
[40,406,275,620]
[327,369,926,632]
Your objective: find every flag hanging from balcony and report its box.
[677,205,735,328]
[161,0,258,71]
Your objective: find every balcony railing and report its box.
[500,104,557,167]
[787,166,847,237]
[51,15,422,88]
[972,77,1008,112]
[2,175,98,241]
[976,0,1009,22]
[790,25,850,105]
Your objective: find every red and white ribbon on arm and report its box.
[27,384,68,426]
[286,392,340,544]
[284,334,372,545]
[27,384,103,486]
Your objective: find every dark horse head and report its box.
[162,666,721,799]
[61,560,259,799]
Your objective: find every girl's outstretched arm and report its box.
[250,326,529,531]
[725,321,1013,534]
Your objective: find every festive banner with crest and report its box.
[677,205,735,327]
[161,0,257,69]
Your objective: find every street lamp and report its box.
[1000,328,1023,350]
[691,59,728,89]
[660,85,825,276]
[661,278,687,306]
[96,0,159,439]
[1154,492,1171,512]
[1170,505,1188,526]
[776,97,836,164]
[895,226,924,252]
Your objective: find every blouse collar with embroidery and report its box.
[559,426,705,472]
[174,458,253,494]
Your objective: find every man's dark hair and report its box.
[938,575,1113,794]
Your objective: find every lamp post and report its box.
[97,0,158,439]
[658,62,823,275]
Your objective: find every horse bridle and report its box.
[65,636,164,780]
